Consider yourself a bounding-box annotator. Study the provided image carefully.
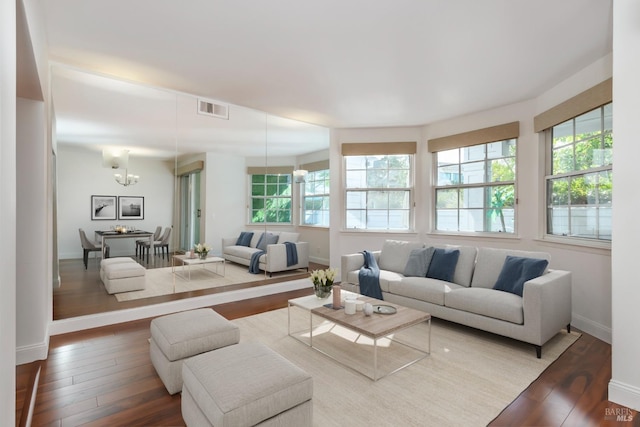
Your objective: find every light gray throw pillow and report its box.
[403,247,435,277]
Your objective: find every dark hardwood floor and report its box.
[54,253,321,319]
[17,258,637,426]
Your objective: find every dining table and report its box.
[95,230,154,261]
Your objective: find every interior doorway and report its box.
[179,171,201,251]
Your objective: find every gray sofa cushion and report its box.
[257,232,279,251]
[471,247,551,289]
[278,231,299,243]
[379,240,424,274]
[445,288,524,324]
[444,244,478,287]
[224,245,262,259]
[389,277,464,306]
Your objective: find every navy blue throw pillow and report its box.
[426,248,460,282]
[493,256,549,297]
[236,231,254,247]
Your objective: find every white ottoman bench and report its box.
[99,257,146,294]
[181,342,313,427]
[150,308,240,395]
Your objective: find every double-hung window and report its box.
[546,103,612,241]
[248,167,292,224]
[301,160,330,227]
[428,122,520,235]
[342,142,416,231]
[534,79,612,243]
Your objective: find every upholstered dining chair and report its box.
[141,227,172,264]
[78,228,109,269]
[136,225,162,258]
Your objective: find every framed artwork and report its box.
[118,196,144,220]
[91,195,117,220]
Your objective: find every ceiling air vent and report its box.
[197,98,229,120]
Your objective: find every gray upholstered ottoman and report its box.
[150,308,240,395]
[100,257,146,294]
[181,342,313,427]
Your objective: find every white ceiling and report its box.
[42,0,613,157]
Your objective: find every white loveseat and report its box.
[222,230,309,276]
[340,240,572,358]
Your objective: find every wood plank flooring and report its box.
[17,257,638,426]
[54,254,320,319]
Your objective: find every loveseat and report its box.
[222,230,309,276]
[340,240,572,358]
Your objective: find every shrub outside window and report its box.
[345,154,412,230]
[302,169,330,227]
[434,140,516,233]
[250,174,292,224]
[546,103,612,241]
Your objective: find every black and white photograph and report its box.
[91,195,117,220]
[118,196,144,220]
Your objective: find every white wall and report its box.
[57,145,175,259]
[609,0,640,411]
[16,97,50,364]
[0,0,17,423]
[330,56,613,344]
[204,152,248,254]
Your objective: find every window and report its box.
[434,139,516,233]
[302,169,330,227]
[546,103,612,241]
[250,173,292,224]
[345,154,412,230]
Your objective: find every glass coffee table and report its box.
[288,293,431,381]
[172,254,225,280]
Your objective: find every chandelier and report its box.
[114,169,140,186]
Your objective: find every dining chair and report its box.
[142,227,172,264]
[79,228,109,269]
[136,225,162,258]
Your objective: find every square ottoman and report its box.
[150,308,240,395]
[181,342,313,427]
[100,258,146,294]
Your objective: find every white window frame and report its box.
[301,168,330,227]
[343,154,414,231]
[432,139,517,235]
[544,102,612,244]
[248,173,293,225]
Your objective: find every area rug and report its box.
[114,263,303,302]
[232,308,580,427]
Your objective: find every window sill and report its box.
[340,229,418,235]
[534,235,611,253]
[426,231,520,241]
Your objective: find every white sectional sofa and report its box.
[222,230,309,276]
[340,240,572,358]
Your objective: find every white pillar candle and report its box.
[344,299,356,315]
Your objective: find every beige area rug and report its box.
[114,263,302,302]
[233,308,580,427]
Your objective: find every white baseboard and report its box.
[16,340,49,365]
[609,380,640,412]
[49,278,311,336]
[572,312,611,344]
[309,256,330,265]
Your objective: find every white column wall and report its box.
[204,152,247,255]
[0,0,17,423]
[609,0,640,411]
[16,98,49,363]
